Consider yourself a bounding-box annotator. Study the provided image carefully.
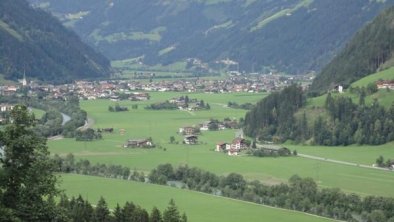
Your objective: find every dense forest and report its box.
[243,85,394,145]
[310,6,394,94]
[29,0,394,74]
[0,0,111,83]
[243,85,306,141]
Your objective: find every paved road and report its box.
[297,153,392,172]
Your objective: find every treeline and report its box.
[318,94,394,145]
[56,195,187,222]
[1,94,87,138]
[227,102,254,110]
[52,154,138,180]
[310,6,394,94]
[145,101,178,110]
[147,164,394,222]
[75,128,102,141]
[53,155,394,221]
[109,104,129,112]
[33,95,87,138]
[244,84,306,142]
[243,85,394,145]
[247,147,294,157]
[375,156,394,169]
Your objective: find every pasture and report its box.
[48,91,394,198]
[59,174,337,222]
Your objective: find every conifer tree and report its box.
[150,207,163,222]
[163,199,181,222]
[93,197,111,222]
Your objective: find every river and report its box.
[61,113,71,126]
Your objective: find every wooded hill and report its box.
[29,0,394,74]
[0,0,111,83]
[243,83,394,146]
[310,6,394,95]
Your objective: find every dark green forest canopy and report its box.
[310,6,394,94]
[243,85,394,146]
[243,85,306,140]
[0,0,111,83]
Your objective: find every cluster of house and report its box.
[123,138,154,148]
[168,96,209,110]
[178,119,240,145]
[0,104,14,124]
[216,137,249,156]
[376,80,394,90]
[179,119,239,134]
[0,71,315,101]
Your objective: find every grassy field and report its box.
[31,108,45,119]
[351,67,394,88]
[48,92,394,198]
[287,142,394,165]
[60,174,337,222]
[307,67,394,109]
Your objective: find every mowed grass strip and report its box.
[60,174,338,222]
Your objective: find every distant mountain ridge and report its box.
[310,6,394,94]
[29,0,394,74]
[0,0,111,83]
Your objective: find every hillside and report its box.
[29,0,394,74]
[310,6,394,94]
[0,0,111,83]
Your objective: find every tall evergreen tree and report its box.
[150,207,163,222]
[163,199,181,222]
[93,197,111,222]
[0,105,59,221]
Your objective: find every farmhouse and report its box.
[179,126,197,135]
[231,137,248,150]
[0,104,14,112]
[184,135,198,145]
[227,148,239,156]
[131,92,150,101]
[215,137,248,156]
[200,121,214,131]
[376,80,394,90]
[215,142,230,152]
[123,139,154,148]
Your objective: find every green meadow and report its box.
[351,67,394,88]
[287,142,394,166]
[49,92,394,198]
[59,174,337,222]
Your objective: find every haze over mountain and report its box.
[0,0,111,83]
[310,5,394,94]
[29,0,394,74]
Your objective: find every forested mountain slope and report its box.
[29,0,394,74]
[0,0,111,83]
[310,6,394,94]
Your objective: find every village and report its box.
[0,72,314,101]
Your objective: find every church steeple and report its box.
[22,71,27,86]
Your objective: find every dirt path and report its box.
[77,117,95,131]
